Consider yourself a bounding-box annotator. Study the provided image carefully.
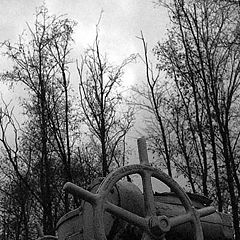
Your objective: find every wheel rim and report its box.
[94,164,204,240]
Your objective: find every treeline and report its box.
[0,1,240,239]
[0,6,134,239]
[133,1,240,239]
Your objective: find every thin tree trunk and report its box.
[39,49,54,235]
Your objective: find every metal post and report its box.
[137,137,149,165]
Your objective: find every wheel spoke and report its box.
[141,170,156,216]
[169,212,193,227]
[93,204,107,240]
[197,206,216,217]
[63,182,97,204]
[169,206,216,227]
[105,201,148,231]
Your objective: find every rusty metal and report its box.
[37,136,234,239]
[56,208,83,240]
[58,180,233,240]
[63,137,216,240]
[137,137,149,165]
[148,215,171,235]
[57,179,144,240]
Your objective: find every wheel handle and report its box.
[64,164,215,240]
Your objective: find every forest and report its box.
[0,0,240,239]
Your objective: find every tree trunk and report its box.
[39,51,54,235]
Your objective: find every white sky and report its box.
[0,0,169,156]
[0,0,170,152]
[0,1,188,190]
[0,0,170,137]
[0,0,169,87]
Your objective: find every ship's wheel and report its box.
[64,138,215,240]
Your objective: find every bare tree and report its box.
[0,98,41,239]
[154,0,240,238]
[133,32,173,178]
[78,32,135,177]
[1,5,77,235]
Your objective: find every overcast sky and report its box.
[0,0,170,153]
[0,0,169,90]
[0,1,185,190]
